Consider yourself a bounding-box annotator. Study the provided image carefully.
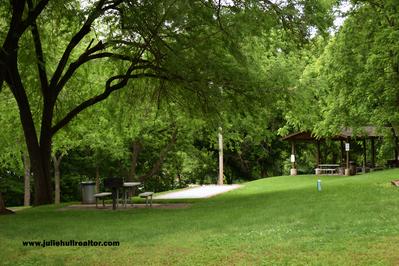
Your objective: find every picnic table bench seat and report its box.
[139,192,154,207]
[319,168,337,174]
[316,164,340,175]
[94,192,112,208]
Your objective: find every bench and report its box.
[94,192,112,208]
[316,164,340,175]
[139,192,154,207]
[319,168,337,175]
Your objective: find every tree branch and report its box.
[86,52,132,61]
[55,47,162,97]
[27,0,49,94]
[214,0,229,36]
[21,0,49,33]
[49,0,109,91]
[52,23,157,135]
[54,41,107,96]
[107,40,150,50]
[51,72,165,135]
[3,0,26,45]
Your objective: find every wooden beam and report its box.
[290,141,297,176]
[291,142,296,169]
[346,148,349,170]
[363,138,367,173]
[395,135,399,163]
[340,140,345,165]
[346,139,350,175]
[218,128,223,185]
[371,137,375,168]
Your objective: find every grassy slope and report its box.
[2,169,399,265]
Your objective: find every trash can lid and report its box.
[81,181,96,185]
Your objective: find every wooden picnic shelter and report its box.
[282,126,399,176]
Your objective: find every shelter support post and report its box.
[395,135,399,163]
[345,140,350,176]
[371,137,376,169]
[218,128,224,185]
[363,138,367,173]
[290,142,297,176]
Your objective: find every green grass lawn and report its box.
[2,169,399,265]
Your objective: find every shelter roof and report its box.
[282,126,392,142]
[281,131,322,141]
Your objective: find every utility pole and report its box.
[218,85,224,185]
[218,127,224,185]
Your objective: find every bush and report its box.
[0,170,24,206]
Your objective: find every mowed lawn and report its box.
[2,169,399,265]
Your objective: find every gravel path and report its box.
[60,203,191,210]
[154,184,242,199]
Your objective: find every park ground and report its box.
[2,169,399,265]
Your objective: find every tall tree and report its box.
[0,0,335,205]
[290,0,399,136]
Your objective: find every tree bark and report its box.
[0,0,55,206]
[2,36,53,205]
[52,154,63,204]
[128,140,142,182]
[95,166,100,193]
[176,169,182,187]
[23,152,31,206]
[0,192,5,211]
[7,63,54,205]
[218,128,224,185]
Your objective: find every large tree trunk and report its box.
[30,143,53,205]
[0,192,5,210]
[23,152,31,206]
[3,40,54,206]
[128,140,142,182]
[95,166,100,193]
[52,154,63,204]
[26,134,53,206]
[176,172,182,187]
[218,128,223,185]
[0,192,14,215]
[11,87,53,205]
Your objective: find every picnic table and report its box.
[101,178,141,210]
[122,182,141,207]
[316,164,340,175]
